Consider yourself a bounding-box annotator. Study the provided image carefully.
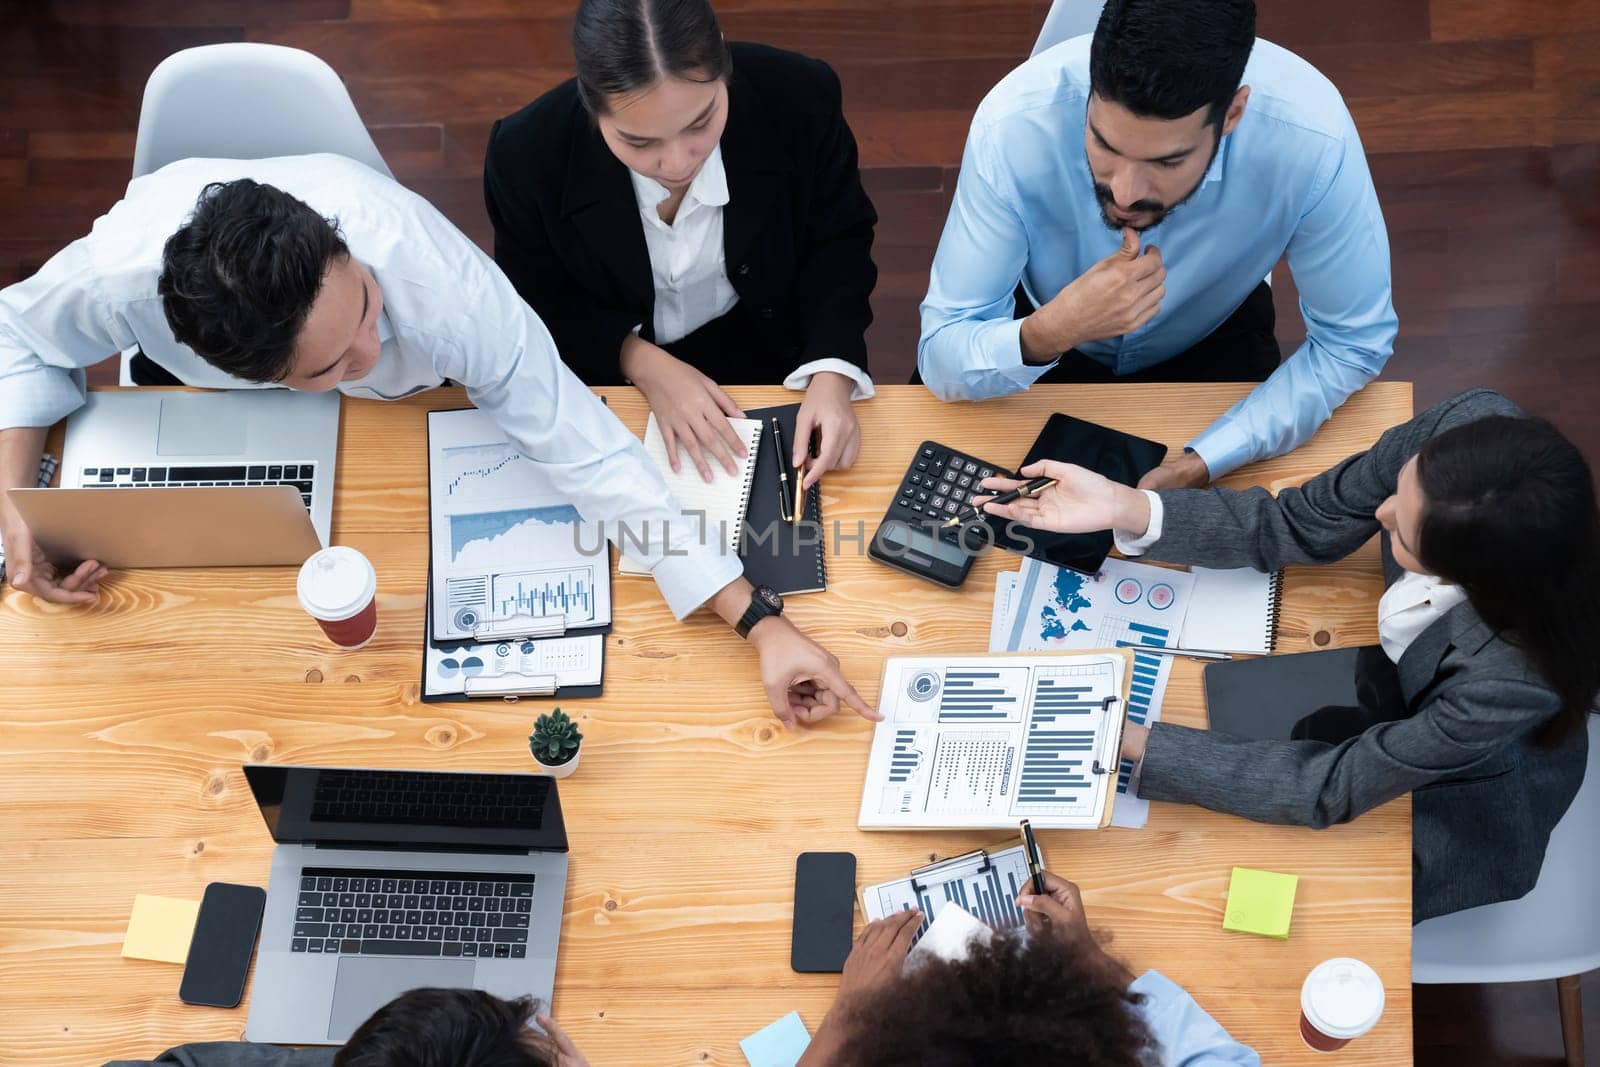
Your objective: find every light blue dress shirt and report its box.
[1131,970,1262,1066]
[918,37,1397,476]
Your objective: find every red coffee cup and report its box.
[297,546,378,649]
[1300,957,1385,1052]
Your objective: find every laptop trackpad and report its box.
[327,956,476,1041]
[157,394,249,456]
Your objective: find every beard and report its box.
[1090,129,1222,231]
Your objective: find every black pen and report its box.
[944,476,1057,529]
[771,417,794,522]
[1020,819,1047,896]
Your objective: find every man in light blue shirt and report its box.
[798,869,1259,1065]
[919,0,1396,489]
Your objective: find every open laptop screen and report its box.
[244,765,568,853]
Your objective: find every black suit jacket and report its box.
[484,43,878,386]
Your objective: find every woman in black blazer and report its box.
[485,0,878,486]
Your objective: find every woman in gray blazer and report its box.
[977,390,1598,921]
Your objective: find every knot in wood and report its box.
[205,773,227,797]
[250,743,272,762]
[344,674,361,683]
[305,669,324,683]
[890,621,909,637]
[1313,629,1332,646]
[603,898,618,912]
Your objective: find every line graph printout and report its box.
[428,409,611,642]
[859,654,1127,830]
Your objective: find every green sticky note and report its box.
[1222,867,1298,939]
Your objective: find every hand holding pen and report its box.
[943,475,1058,529]
[969,459,1152,538]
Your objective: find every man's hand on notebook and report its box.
[1,517,105,605]
[750,616,881,727]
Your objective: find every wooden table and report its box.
[0,382,1414,1065]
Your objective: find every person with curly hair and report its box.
[798,870,1258,1066]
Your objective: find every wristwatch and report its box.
[735,585,785,638]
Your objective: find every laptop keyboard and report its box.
[79,463,317,512]
[292,866,534,959]
[310,768,550,829]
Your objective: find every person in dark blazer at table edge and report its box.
[485,0,877,487]
[976,390,1598,922]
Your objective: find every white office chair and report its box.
[1412,716,1600,1067]
[121,43,393,385]
[1031,0,1107,56]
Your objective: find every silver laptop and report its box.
[243,765,570,1045]
[62,390,339,545]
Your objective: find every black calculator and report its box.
[868,441,1011,588]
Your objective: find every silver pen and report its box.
[1134,645,1234,662]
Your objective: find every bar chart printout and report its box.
[1013,660,1117,819]
[864,846,1034,944]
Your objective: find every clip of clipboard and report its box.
[908,849,995,895]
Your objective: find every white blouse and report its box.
[628,146,873,398]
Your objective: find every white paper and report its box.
[988,570,1020,652]
[424,632,603,698]
[1180,566,1277,654]
[989,558,1183,830]
[859,655,1126,830]
[908,904,994,966]
[618,413,763,575]
[427,409,611,642]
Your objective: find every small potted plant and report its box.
[529,707,583,779]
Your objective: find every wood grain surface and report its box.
[0,383,1413,1065]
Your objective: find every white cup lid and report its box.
[297,546,376,621]
[1301,957,1385,1039]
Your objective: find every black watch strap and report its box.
[735,586,784,638]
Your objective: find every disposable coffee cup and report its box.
[1300,957,1385,1052]
[297,546,378,649]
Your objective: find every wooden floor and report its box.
[2,1,1597,1063]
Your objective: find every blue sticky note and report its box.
[740,1010,811,1067]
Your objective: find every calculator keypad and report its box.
[891,443,1005,536]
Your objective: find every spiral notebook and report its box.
[618,413,763,575]
[1179,567,1285,655]
[740,403,827,596]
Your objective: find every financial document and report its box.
[990,557,1194,829]
[864,845,1037,943]
[859,654,1128,830]
[427,409,611,642]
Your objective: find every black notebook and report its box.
[1202,646,1368,740]
[740,403,827,595]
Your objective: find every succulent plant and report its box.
[529,707,583,765]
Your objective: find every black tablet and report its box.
[973,412,1167,574]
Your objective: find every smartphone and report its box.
[791,852,856,973]
[178,882,267,1008]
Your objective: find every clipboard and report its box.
[858,650,1134,830]
[419,572,604,703]
[425,407,613,647]
[861,842,1042,941]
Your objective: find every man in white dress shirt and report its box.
[0,154,874,726]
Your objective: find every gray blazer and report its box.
[1136,389,1589,921]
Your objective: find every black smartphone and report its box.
[178,882,267,1008]
[791,852,856,973]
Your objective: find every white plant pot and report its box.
[533,745,580,779]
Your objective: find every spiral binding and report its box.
[1264,571,1285,653]
[726,421,764,553]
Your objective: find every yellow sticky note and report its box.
[123,894,201,964]
[1222,867,1298,939]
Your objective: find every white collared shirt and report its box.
[628,146,873,398]
[1115,489,1466,662]
[0,154,742,618]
